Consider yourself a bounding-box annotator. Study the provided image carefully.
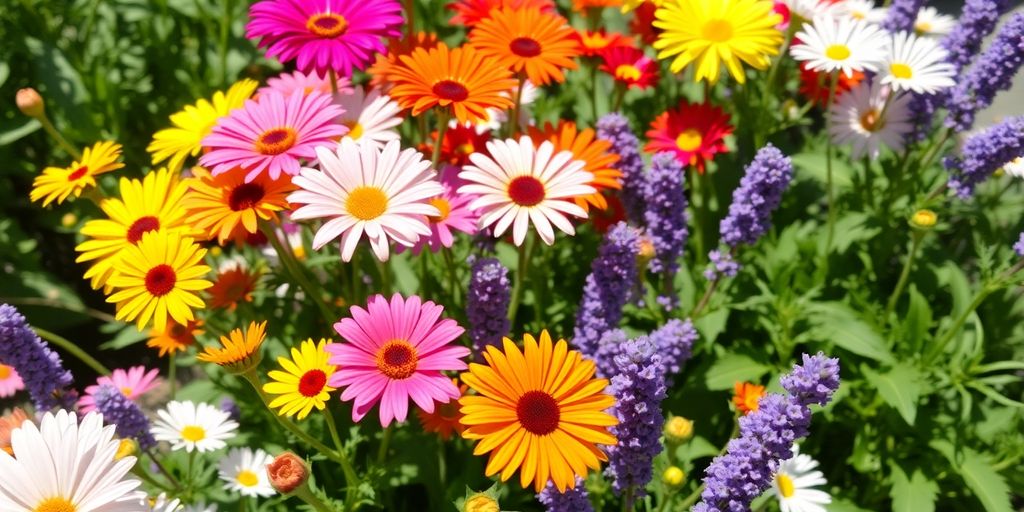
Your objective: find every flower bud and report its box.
[16,88,45,118]
[664,416,694,444]
[464,493,500,512]
[637,236,656,267]
[663,466,685,489]
[115,438,137,460]
[61,213,77,228]
[266,452,309,495]
[910,209,937,229]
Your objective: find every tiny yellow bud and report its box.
[16,88,45,118]
[994,167,1006,178]
[638,237,656,266]
[663,466,685,489]
[60,213,77,228]
[209,246,223,257]
[664,416,694,444]
[910,209,937,229]
[464,493,500,512]
[114,438,136,460]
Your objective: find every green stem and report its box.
[32,327,110,375]
[186,450,196,490]
[218,0,234,87]
[612,82,626,112]
[377,424,392,465]
[260,222,335,324]
[764,24,796,97]
[692,277,720,318]
[323,408,345,455]
[375,258,392,295]
[884,231,924,321]
[328,69,339,96]
[431,110,450,169]
[168,353,177,400]
[132,465,173,492]
[145,448,183,490]
[507,233,536,325]
[293,482,335,512]
[38,114,82,160]
[510,75,526,136]
[442,246,461,307]
[403,0,415,39]
[927,286,994,363]
[623,487,635,512]
[0,296,117,323]
[824,70,839,256]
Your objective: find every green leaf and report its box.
[807,302,894,363]
[830,213,881,254]
[904,285,933,350]
[0,118,41,146]
[791,151,854,188]
[862,362,922,425]
[704,353,770,390]
[675,436,719,463]
[98,325,148,350]
[890,464,937,512]
[694,307,729,346]
[949,449,1013,512]
[938,263,972,319]
[829,499,874,512]
[966,382,1024,408]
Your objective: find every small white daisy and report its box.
[785,0,847,22]
[880,31,955,94]
[145,493,183,512]
[914,7,956,37]
[842,0,886,24]
[335,87,402,149]
[791,15,888,78]
[458,136,595,246]
[767,445,832,512]
[218,447,276,498]
[151,400,239,453]
[1004,157,1024,178]
[0,410,142,512]
[829,79,913,159]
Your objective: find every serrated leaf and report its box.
[957,450,1013,512]
[704,353,770,390]
[807,302,894,363]
[890,464,937,512]
[863,362,922,425]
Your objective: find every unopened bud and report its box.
[266,452,309,494]
[16,88,44,118]
[664,416,694,444]
[638,237,656,266]
[910,209,937,229]
[114,438,137,460]
[663,466,685,489]
[61,213,77,228]
[464,493,500,512]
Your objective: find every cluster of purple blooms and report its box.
[694,353,840,512]
[573,222,640,360]
[0,303,75,410]
[466,256,511,355]
[946,13,1024,132]
[538,478,595,512]
[945,116,1024,198]
[93,384,156,449]
[643,152,689,277]
[592,319,696,382]
[597,113,646,225]
[881,0,925,33]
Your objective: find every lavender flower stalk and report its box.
[1014,232,1024,257]
[0,304,75,410]
[573,222,640,361]
[648,318,697,378]
[643,152,689,277]
[945,13,1024,132]
[93,384,156,449]
[941,0,1011,74]
[605,337,667,505]
[945,116,1024,198]
[881,0,926,32]
[538,478,594,512]
[597,113,646,224]
[693,352,840,512]
[466,257,511,355]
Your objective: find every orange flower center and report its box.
[507,176,546,207]
[298,369,327,397]
[67,165,89,181]
[456,142,475,155]
[306,13,348,38]
[169,323,195,345]
[126,216,160,244]
[516,390,560,435]
[145,264,177,297]
[509,36,542,57]
[614,64,642,82]
[859,108,885,132]
[701,19,734,42]
[229,182,266,211]
[376,340,418,379]
[438,399,460,420]
[345,186,388,220]
[0,365,10,379]
[255,127,298,155]
[343,120,364,139]
[432,80,469,101]
[428,197,452,223]
[675,129,703,152]
[33,497,76,512]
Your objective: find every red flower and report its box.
[421,123,492,167]
[575,29,634,57]
[447,0,556,27]
[645,101,733,173]
[599,46,659,89]
[798,63,864,107]
[628,1,660,45]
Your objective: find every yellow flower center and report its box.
[345,186,388,221]
[890,63,913,79]
[464,494,500,512]
[344,120,364,140]
[120,387,133,396]
[776,473,795,498]
[851,10,865,19]
[428,197,452,223]
[0,365,10,379]
[825,44,851,61]
[180,425,206,442]
[675,129,703,152]
[614,64,642,81]
[701,19,734,42]
[115,438,136,460]
[915,21,932,33]
[34,497,76,512]
[456,142,476,155]
[859,108,885,132]
[306,12,348,38]
[237,470,259,487]
[254,127,298,155]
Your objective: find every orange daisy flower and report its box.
[208,266,260,311]
[417,379,468,441]
[571,0,623,12]
[447,0,556,27]
[368,32,441,90]
[469,7,581,86]
[197,320,267,374]
[147,320,204,358]
[528,121,621,212]
[181,166,295,245]
[388,43,518,124]
[733,381,766,415]
[575,29,634,57]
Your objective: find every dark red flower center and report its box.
[306,13,348,38]
[126,216,161,244]
[67,165,89,181]
[516,390,560,435]
[507,176,546,207]
[432,80,469,102]
[246,230,268,246]
[228,183,266,211]
[509,37,542,57]
[145,264,177,297]
[375,340,418,380]
[298,369,327,397]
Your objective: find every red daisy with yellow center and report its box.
[645,100,734,173]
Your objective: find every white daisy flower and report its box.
[880,31,955,94]
[1004,157,1024,178]
[145,493,183,512]
[829,79,913,159]
[0,410,142,512]
[791,15,888,78]
[914,7,956,37]
[842,0,886,24]
[767,445,832,512]
[218,447,276,498]
[151,400,239,453]
[182,501,218,512]
[458,136,595,246]
[335,87,402,149]
[287,139,443,262]
[785,0,847,23]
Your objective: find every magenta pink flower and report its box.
[79,366,161,413]
[399,165,480,255]
[200,91,347,182]
[246,0,404,78]
[327,293,469,427]
[258,69,354,98]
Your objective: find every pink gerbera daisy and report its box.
[0,363,24,398]
[327,293,470,427]
[258,69,354,97]
[246,0,404,78]
[78,366,162,413]
[200,91,347,182]
[399,166,480,254]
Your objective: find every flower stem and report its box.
[377,424,392,465]
[260,222,335,325]
[926,286,993,364]
[403,0,415,39]
[507,233,536,325]
[322,408,345,455]
[431,109,450,169]
[884,230,924,320]
[37,114,81,160]
[328,69,339,96]
[168,353,177,400]
[823,70,839,256]
[293,481,335,512]
[145,448,183,490]
[442,246,461,308]
[692,276,720,318]
[510,74,526,137]
[218,0,233,87]
[32,327,110,376]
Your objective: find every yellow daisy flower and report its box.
[30,141,124,206]
[147,79,258,172]
[263,339,337,420]
[197,321,267,374]
[75,168,192,291]
[106,230,212,331]
[653,0,783,84]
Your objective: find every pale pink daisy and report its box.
[258,69,353,97]
[200,91,347,182]
[287,139,443,262]
[458,136,595,246]
[79,366,162,413]
[399,166,480,254]
[335,87,403,149]
[0,364,23,398]
[246,0,404,78]
[326,293,469,427]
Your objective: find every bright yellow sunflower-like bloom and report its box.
[198,321,267,374]
[106,230,212,331]
[653,0,783,84]
[262,339,337,420]
[75,168,193,291]
[147,79,258,172]
[459,331,618,492]
[30,141,124,206]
